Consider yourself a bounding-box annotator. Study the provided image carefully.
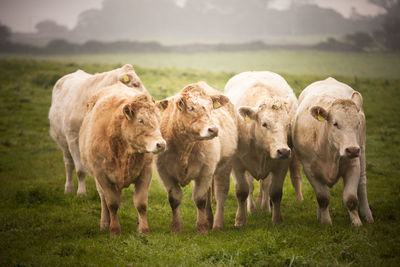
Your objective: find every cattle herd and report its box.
[48,64,374,236]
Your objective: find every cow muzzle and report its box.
[148,140,166,154]
[200,126,219,140]
[344,146,360,158]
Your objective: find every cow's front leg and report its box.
[304,165,332,225]
[232,161,249,227]
[99,177,122,236]
[290,153,303,201]
[213,162,231,230]
[193,174,213,234]
[95,180,110,231]
[134,165,152,234]
[270,165,289,224]
[343,159,362,227]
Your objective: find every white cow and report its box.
[293,77,374,226]
[225,71,303,224]
[49,64,146,195]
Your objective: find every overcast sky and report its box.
[0,0,386,32]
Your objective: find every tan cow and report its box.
[293,77,374,226]
[49,64,146,195]
[224,71,303,224]
[156,82,237,233]
[79,84,166,236]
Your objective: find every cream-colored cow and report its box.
[225,71,303,224]
[49,64,146,195]
[156,82,238,233]
[293,77,374,226]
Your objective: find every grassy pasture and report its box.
[0,58,399,266]
[2,50,400,79]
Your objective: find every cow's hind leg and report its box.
[67,136,87,195]
[260,174,272,212]
[358,146,373,223]
[62,149,75,194]
[246,172,256,214]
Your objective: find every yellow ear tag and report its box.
[123,75,130,83]
[125,113,131,121]
[245,115,251,122]
[317,114,325,121]
[213,100,221,109]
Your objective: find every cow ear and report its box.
[156,99,169,111]
[351,91,363,111]
[119,73,132,84]
[211,95,229,109]
[238,106,257,122]
[176,97,186,111]
[310,106,329,122]
[123,104,134,121]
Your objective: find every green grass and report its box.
[0,58,399,266]
[2,50,400,79]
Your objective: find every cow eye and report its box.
[188,106,194,111]
[138,119,144,124]
[133,82,140,87]
[262,122,268,128]
[333,122,339,128]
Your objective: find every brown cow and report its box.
[49,64,146,195]
[156,82,238,233]
[79,84,165,236]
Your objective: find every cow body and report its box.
[224,71,303,224]
[293,77,374,226]
[156,82,237,233]
[49,64,146,195]
[79,84,165,236]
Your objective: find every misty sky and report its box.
[0,0,386,32]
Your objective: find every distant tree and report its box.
[381,2,400,50]
[35,20,69,35]
[344,32,375,50]
[0,22,11,44]
[45,39,77,53]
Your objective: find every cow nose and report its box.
[345,147,360,158]
[156,141,166,152]
[277,148,291,159]
[208,127,219,137]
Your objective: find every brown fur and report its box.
[156,82,238,233]
[79,84,165,236]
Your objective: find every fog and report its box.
[0,0,394,46]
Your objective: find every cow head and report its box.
[238,98,291,159]
[120,93,166,154]
[310,92,363,158]
[157,83,229,142]
[118,64,147,92]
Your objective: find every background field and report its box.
[0,53,399,266]
[2,50,400,79]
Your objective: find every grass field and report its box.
[0,57,399,266]
[2,50,400,79]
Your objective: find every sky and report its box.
[0,0,387,33]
